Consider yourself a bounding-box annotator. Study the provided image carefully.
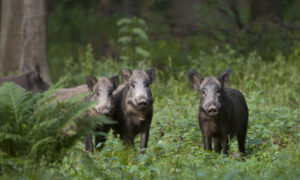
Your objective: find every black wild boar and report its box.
[0,65,49,93]
[55,75,119,152]
[188,70,248,154]
[114,68,156,153]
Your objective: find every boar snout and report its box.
[97,106,111,116]
[207,105,218,116]
[137,96,148,107]
[203,101,221,117]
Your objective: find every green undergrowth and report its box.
[1,46,300,179]
[0,82,109,174]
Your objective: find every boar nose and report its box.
[137,97,148,107]
[99,106,110,116]
[207,106,218,116]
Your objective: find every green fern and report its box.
[0,82,106,173]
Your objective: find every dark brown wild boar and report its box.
[54,85,89,103]
[188,70,248,155]
[55,75,119,152]
[84,75,119,152]
[0,65,49,93]
[114,68,156,154]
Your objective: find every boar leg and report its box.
[94,125,109,150]
[95,135,106,150]
[237,132,246,154]
[123,128,135,147]
[85,135,94,153]
[213,137,222,153]
[200,122,212,151]
[140,127,150,154]
[124,136,134,147]
[120,120,135,147]
[203,135,212,151]
[222,136,229,154]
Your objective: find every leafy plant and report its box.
[117,17,150,63]
[0,82,105,173]
[4,24,300,179]
[61,44,97,87]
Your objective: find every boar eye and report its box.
[201,90,206,96]
[96,92,100,96]
[216,89,221,93]
[144,82,150,87]
[108,90,113,96]
[131,84,135,88]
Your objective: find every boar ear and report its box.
[34,65,44,81]
[146,68,156,84]
[218,69,233,87]
[27,66,40,82]
[110,75,119,90]
[188,70,203,90]
[35,65,41,75]
[20,64,31,73]
[87,75,98,90]
[122,69,132,83]
[27,71,37,86]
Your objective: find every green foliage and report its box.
[61,44,96,87]
[0,82,105,173]
[10,8,300,176]
[117,17,150,63]
[7,44,300,179]
[47,0,300,71]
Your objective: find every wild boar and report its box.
[0,65,49,93]
[84,75,119,152]
[55,75,119,152]
[54,84,89,103]
[188,70,248,154]
[113,68,156,154]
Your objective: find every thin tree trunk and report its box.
[0,0,51,83]
[167,0,201,34]
[123,0,132,17]
[0,0,2,33]
[249,0,282,22]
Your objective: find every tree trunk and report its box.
[0,0,1,33]
[249,0,282,22]
[122,0,142,17]
[167,0,201,34]
[123,0,132,17]
[0,0,51,83]
[99,0,111,16]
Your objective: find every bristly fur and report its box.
[113,68,156,154]
[0,65,49,93]
[84,75,119,152]
[188,69,248,155]
[218,69,233,87]
[188,70,203,91]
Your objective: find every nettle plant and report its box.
[117,17,150,63]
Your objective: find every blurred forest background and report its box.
[1,0,300,82]
[46,0,300,80]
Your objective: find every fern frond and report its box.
[0,81,110,172]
